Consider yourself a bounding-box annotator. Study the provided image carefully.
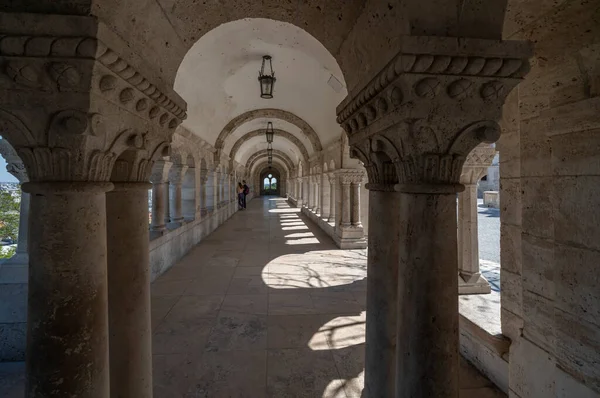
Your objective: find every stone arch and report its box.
[251,158,289,178]
[215,109,322,154]
[247,149,294,173]
[228,128,311,168]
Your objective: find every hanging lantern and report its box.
[265,121,274,143]
[258,55,276,99]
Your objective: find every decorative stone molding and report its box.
[246,149,294,172]
[338,36,531,193]
[0,35,187,126]
[149,160,173,184]
[460,143,497,185]
[214,108,323,160]
[228,128,310,170]
[336,169,364,185]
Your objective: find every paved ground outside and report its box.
[1,197,505,398]
[476,199,501,292]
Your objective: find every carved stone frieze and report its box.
[460,143,497,185]
[336,169,364,185]
[337,36,531,192]
[0,34,186,130]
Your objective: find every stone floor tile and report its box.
[227,276,270,295]
[186,350,267,398]
[151,295,180,330]
[268,293,317,315]
[153,354,196,398]
[221,294,268,315]
[165,295,224,322]
[153,317,214,355]
[266,348,342,398]
[151,279,191,296]
[331,344,365,398]
[205,312,267,352]
[267,314,331,349]
[311,293,364,314]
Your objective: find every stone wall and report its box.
[498,0,600,396]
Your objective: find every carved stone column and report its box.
[328,173,336,223]
[321,173,330,220]
[340,175,352,227]
[458,144,496,294]
[0,23,186,397]
[351,172,364,228]
[168,164,188,225]
[314,175,321,214]
[149,160,172,232]
[337,36,530,398]
[200,168,209,215]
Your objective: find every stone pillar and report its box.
[351,176,363,228]
[106,182,153,398]
[169,164,188,224]
[341,178,351,227]
[164,181,171,225]
[314,176,321,214]
[458,144,496,294]
[335,35,530,398]
[328,173,336,223]
[364,185,400,397]
[321,173,330,220]
[181,166,196,220]
[23,181,113,398]
[149,160,172,232]
[200,168,209,215]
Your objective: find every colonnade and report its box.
[287,168,366,249]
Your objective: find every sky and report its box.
[0,157,17,183]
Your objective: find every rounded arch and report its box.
[216,109,323,154]
[246,149,294,172]
[251,158,289,178]
[228,128,310,166]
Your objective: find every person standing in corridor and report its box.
[237,182,245,210]
[242,180,249,209]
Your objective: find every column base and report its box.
[458,272,492,295]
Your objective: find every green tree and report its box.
[0,185,20,259]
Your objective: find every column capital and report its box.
[168,164,188,184]
[0,22,186,183]
[149,160,173,184]
[335,169,364,185]
[337,36,531,193]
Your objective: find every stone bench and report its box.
[483,191,500,208]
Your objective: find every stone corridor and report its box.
[0,196,506,398]
[161,196,505,397]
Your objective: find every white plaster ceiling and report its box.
[221,117,314,157]
[175,18,347,152]
[237,136,300,165]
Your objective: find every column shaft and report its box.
[364,189,400,397]
[341,183,351,227]
[351,182,362,227]
[164,182,171,224]
[169,183,183,222]
[458,184,481,277]
[106,183,152,398]
[328,177,336,223]
[396,192,459,398]
[24,182,112,398]
[151,182,167,231]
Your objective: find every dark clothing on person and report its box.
[242,184,249,209]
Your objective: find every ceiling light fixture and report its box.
[265,121,274,143]
[258,55,276,99]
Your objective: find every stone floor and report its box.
[0,196,505,398]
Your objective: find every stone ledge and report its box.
[459,290,511,393]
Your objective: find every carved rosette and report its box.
[336,36,530,192]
